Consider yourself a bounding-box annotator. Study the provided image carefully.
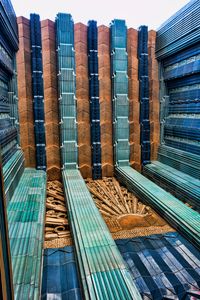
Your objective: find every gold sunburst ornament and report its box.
[86,177,174,240]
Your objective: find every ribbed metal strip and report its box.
[115,166,200,249]
[156,0,200,59]
[88,21,102,179]
[62,169,141,300]
[0,75,19,169]
[30,14,46,171]
[164,58,200,81]
[144,160,200,211]
[158,145,200,179]
[164,137,200,156]
[7,168,46,300]
[163,43,200,67]
[110,19,130,167]
[0,153,13,299]
[3,149,24,204]
[8,56,20,144]
[138,26,150,166]
[0,0,18,50]
[56,13,78,169]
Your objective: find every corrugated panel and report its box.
[7,168,46,300]
[0,0,18,50]
[116,232,200,300]
[9,56,20,144]
[138,26,150,166]
[30,14,47,171]
[153,7,200,205]
[156,0,200,59]
[159,145,200,179]
[62,168,142,299]
[1,0,18,37]
[41,246,82,299]
[3,150,24,204]
[143,160,200,211]
[0,76,19,167]
[110,19,130,167]
[56,13,78,169]
[88,20,102,179]
[115,166,200,249]
[0,154,13,299]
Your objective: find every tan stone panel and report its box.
[75,42,87,54]
[77,122,91,144]
[42,50,56,65]
[19,122,35,148]
[76,76,89,90]
[19,36,31,52]
[78,144,92,168]
[46,146,60,166]
[98,25,110,45]
[76,54,88,67]
[79,165,92,179]
[23,146,36,168]
[102,164,114,177]
[98,44,110,55]
[47,166,61,181]
[76,88,89,100]
[45,123,60,144]
[98,54,110,69]
[127,28,138,50]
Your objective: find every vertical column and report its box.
[75,23,92,178]
[88,20,102,179]
[127,28,141,171]
[56,13,78,169]
[41,19,60,180]
[98,25,113,177]
[138,26,150,166]
[0,154,13,300]
[148,30,160,160]
[17,16,36,167]
[110,19,129,167]
[9,57,19,144]
[30,14,46,171]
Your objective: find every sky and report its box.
[11,0,190,30]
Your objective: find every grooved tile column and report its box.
[138,26,150,166]
[148,30,160,160]
[41,19,61,180]
[110,19,130,167]
[16,16,36,167]
[88,20,102,179]
[98,25,113,177]
[56,13,78,169]
[127,28,141,171]
[30,14,47,171]
[75,23,92,178]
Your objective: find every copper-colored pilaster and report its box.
[41,19,61,180]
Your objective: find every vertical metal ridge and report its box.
[63,168,142,299]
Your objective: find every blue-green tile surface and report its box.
[7,168,46,300]
[116,232,200,299]
[62,169,142,300]
[41,246,82,300]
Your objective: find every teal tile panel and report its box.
[115,166,200,249]
[7,168,46,300]
[144,160,200,211]
[62,169,142,299]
